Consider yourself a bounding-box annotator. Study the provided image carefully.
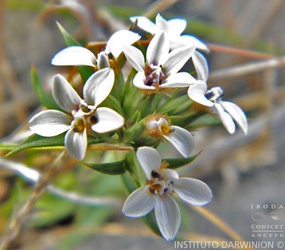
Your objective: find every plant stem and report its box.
[0,151,69,250]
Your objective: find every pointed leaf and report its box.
[6,133,65,157]
[31,66,61,110]
[163,151,201,169]
[85,159,126,175]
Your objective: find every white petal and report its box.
[83,68,115,107]
[97,51,110,69]
[133,72,155,90]
[163,126,194,158]
[136,147,161,180]
[29,110,71,137]
[65,128,87,160]
[91,107,124,133]
[212,103,235,134]
[171,35,209,52]
[52,74,82,112]
[173,177,213,206]
[221,101,248,135]
[51,46,96,67]
[130,16,158,34]
[105,30,141,59]
[163,45,195,74]
[161,169,179,181]
[166,18,187,36]
[192,51,209,81]
[187,80,213,107]
[162,72,196,88]
[147,32,169,66]
[122,186,155,217]
[123,46,145,72]
[155,195,181,241]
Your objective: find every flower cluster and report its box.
[27,14,248,240]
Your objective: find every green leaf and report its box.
[157,94,191,115]
[100,94,124,115]
[6,134,65,157]
[31,66,61,110]
[163,151,201,169]
[56,22,94,82]
[85,159,126,175]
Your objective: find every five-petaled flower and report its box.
[188,81,248,134]
[29,68,124,160]
[51,30,141,68]
[122,147,212,241]
[123,31,196,91]
[145,115,194,158]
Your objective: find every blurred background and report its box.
[0,0,285,249]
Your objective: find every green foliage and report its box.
[6,134,65,157]
[85,159,126,175]
[31,66,61,110]
[163,151,202,170]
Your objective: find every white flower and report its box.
[29,68,124,160]
[51,30,140,67]
[188,81,248,134]
[130,13,209,52]
[123,31,196,90]
[122,147,212,241]
[130,14,209,82]
[146,117,194,157]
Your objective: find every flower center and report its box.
[144,64,166,87]
[72,118,85,133]
[160,122,172,135]
[148,170,174,196]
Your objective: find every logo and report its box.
[250,204,284,239]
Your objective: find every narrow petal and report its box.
[162,126,194,158]
[192,51,209,81]
[162,72,196,88]
[136,147,161,180]
[105,30,141,59]
[155,195,181,241]
[147,32,169,66]
[187,80,213,107]
[133,72,155,90]
[221,101,248,135]
[65,128,87,160]
[163,45,195,74]
[29,110,71,137]
[212,103,235,134]
[171,35,209,52]
[91,107,124,133]
[130,16,158,34]
[122,186,155,217]
[83,68,115,107]
[51,46,96,67]
[173,177,213,206]
[123,46,145,72]
[52,74,82,112]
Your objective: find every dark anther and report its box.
[149,188,156,194]
[90,115,98,124]
[73,127,79,132]
[151,171,160,179]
